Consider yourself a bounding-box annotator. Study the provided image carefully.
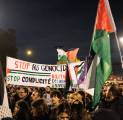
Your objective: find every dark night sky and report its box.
[0,0,123,67]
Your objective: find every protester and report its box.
[49,90,62,120]
[31,98,49,120]
[66,91,74,105]
[30,88,43,102]
[8,86,20,112]
[57,100,71,120]
[106,84,123,120]
[13,99,31,120]
[70,92,83,120]
[43,86,52,106]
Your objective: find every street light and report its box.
[119,36,123,68]
[119,37,123,45]
[26,49,33,56]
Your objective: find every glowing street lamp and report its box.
[26,49,32,56]
[119,37,123,45]
[119,36,123,68]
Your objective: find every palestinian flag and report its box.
[66,48,79,63]
[57,48,80,64]
[68,60,88,87]
[87,0,116,109]
[57,48,80,91]
[57,48,69,64]
[77,59,88,85]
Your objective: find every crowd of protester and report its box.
[4,81,123,120]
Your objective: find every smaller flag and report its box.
[77,59,88,84]
[74,61,85,84]
[57,48,69,64]
[56,48,80,64]
[66,48,79,63]
[68,60,88,89]
[57,48,80,87]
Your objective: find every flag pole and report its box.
[88,1,99,56]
